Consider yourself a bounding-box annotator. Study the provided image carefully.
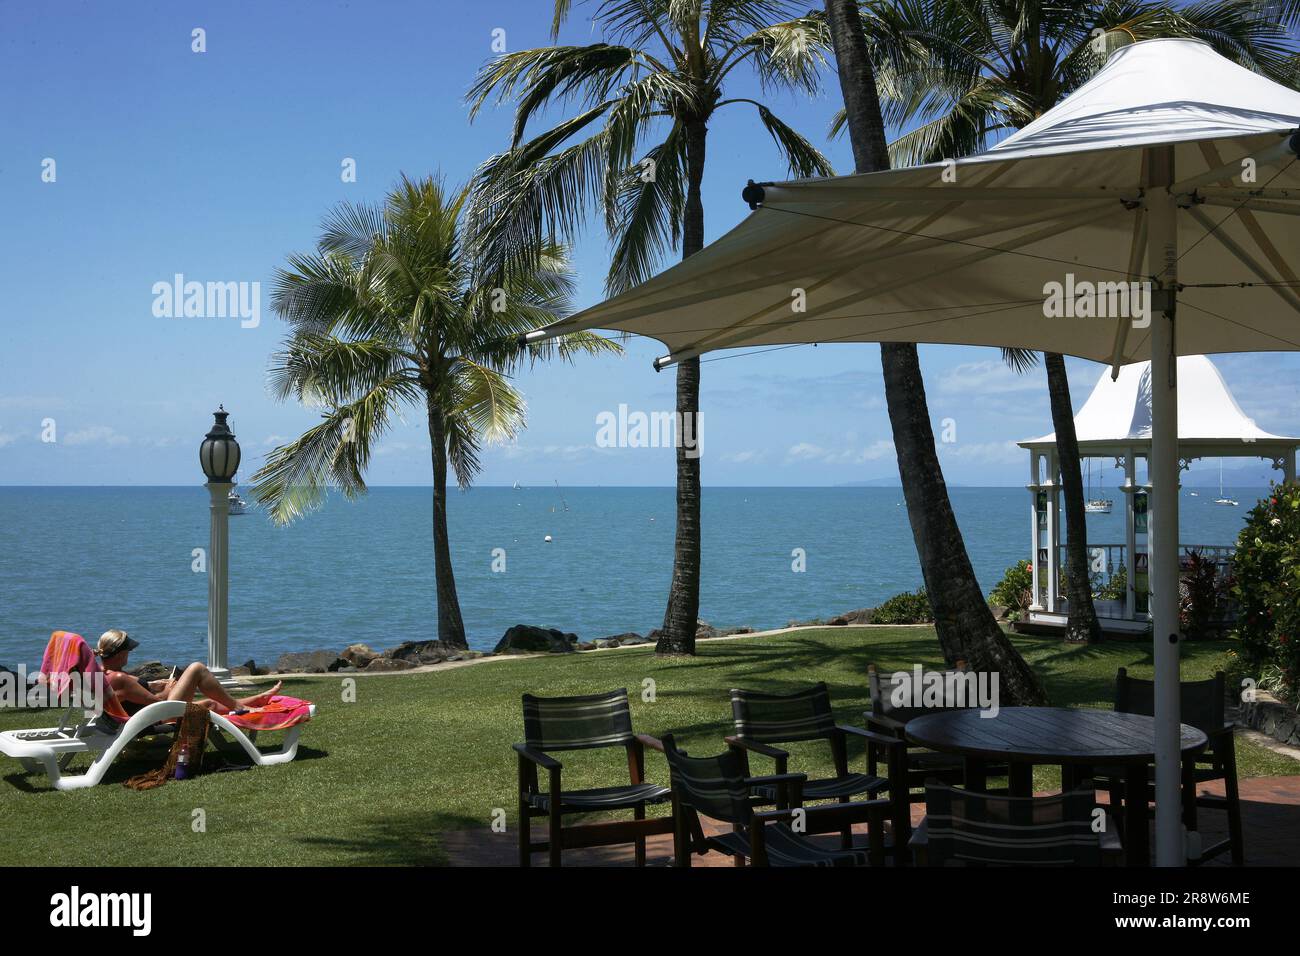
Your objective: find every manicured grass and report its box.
[0,627,1292,866]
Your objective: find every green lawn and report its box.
[0,627,1292,866]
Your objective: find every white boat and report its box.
[228,483,247,515]
[1084,460,1112,512]
[1214,460,1237,506]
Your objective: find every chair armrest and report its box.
[512,743,562,771]
[754,797,890,827]
[725,736,790,761]
[864,711,908,733]
[745,771,805,809]
[635,733,664,753]
[838,724,909,748]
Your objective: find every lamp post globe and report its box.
[200,406,241,481]
[200,406,240,681]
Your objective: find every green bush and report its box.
[990,560,1033,620]
[1231,483,1300,701]
[873,588,933,624]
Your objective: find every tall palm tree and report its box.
[466,0,836,656]
[823,0,1048,704]
[849,0,1300,644]
[252,175,618,648]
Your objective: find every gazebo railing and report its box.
[1052,542,1237,623]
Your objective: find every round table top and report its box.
[905,706,1209,764]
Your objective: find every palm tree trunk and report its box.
[426,396,468,648]
[657,117,708,657]
[823,0,1047,704]
[1045,351,1102,643]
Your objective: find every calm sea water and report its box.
[0,485,1264,667]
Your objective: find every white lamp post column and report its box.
[199,406,241,683]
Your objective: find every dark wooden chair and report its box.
[726,683,888,850]
[910,782,1123,866]
[514,688,673,867]
[1091,668,1243,865]
[865,664,1009,833]
[661,734,889,867]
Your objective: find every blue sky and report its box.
[2,1,1298,487]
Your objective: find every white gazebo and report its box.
[1019,354,1298,632]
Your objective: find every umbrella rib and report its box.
[1108,207,1148,379]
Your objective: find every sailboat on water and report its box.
[1214,460,1237,506]
[1084,459,1113,513]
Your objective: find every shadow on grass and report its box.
[293,810,477,865]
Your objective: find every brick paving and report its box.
[441,775,1300,867]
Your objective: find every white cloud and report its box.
[937,360,1042,396]
[937,439,1023,464]
[63,425,130,447]
[0,431,16,448]
[720,450,767,465]
[785,439,895,465]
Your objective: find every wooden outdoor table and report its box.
[906,706,1209,866]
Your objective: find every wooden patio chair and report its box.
[661,734,889,867]
[514,688,673,867]
[910,782,1123,866]
[865,664,1010,834]
[1090,668,1243,865]
[726,683,888,852]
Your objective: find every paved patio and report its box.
[442,776,1300,867]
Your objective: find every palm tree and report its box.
[466,0,835,656]
[849,0,1300,644]
[822,0,1050,704]
[252,175,618,648]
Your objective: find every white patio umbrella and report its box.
[525,37,1300,865]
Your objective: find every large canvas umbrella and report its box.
[526,38,1300,865]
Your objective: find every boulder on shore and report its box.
[365,657,416,672]
[128,661,174,682]
[341,643,378,668]
[382,640,468,666]
[828,608,875,626]
[275,649,347,674]
[494,625,577,654]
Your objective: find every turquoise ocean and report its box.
[0,485,1266,668]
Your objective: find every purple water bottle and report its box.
[174,745,190,780]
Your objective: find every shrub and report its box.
[1231,483,1300,701]
[1179,549,1231,639]
[873,588,933,625]
[1094,564,1127,602]
[990,560,1033,620]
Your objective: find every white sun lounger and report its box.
[0,699,315,791]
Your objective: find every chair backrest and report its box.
[1113,667,1224,735]
[729,683,835,744]
[922,783,1103,866]
[662,735,753,828]
[868,663,978,726]
[521,688,635,752]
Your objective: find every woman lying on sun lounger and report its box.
[94,629,282,717]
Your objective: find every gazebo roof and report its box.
[1018,354,1299,452]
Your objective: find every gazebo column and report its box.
[1123,451,1137,620]
[1046,450,1061,613]
[1284,449,1297,485]
[1147,147,1184,866]
[1028,452,1043,612]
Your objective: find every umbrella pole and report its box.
[1146,146,1185,866]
